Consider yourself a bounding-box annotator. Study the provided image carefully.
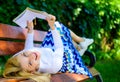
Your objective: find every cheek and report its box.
[17,57,29,70]
[30,61,39,71]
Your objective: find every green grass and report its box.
[86,59,120,82]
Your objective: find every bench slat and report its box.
[0,23,47,42]
[0,41,24,55]
[0,41,40,55]
[52,67,100,82]
[0,67,100,82]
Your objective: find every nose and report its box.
[30,53,36,60]
[29,53,38,65]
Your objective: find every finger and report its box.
[46,14,54,20]
[49,16,56,22]
[51,16,56,21]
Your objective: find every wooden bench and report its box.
[0,23,103,82]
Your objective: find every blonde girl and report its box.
[3,15,93,82]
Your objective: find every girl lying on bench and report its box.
[3,14,93,82]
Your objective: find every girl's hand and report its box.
[46,14,56,30]
[27,21,34,33]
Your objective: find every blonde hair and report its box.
[3,56,51,82]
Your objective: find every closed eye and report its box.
[29,61,32,66]
[23,53,28,57]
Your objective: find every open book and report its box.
[13,7,49,28]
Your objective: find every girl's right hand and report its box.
[27,21,34,33]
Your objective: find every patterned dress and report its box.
[41,22,92,78]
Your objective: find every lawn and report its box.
[86,59,120,82]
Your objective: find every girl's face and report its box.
[16,51,40,73]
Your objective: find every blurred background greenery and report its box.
[0,0,120,82]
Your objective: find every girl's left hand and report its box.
[46,14,56,30]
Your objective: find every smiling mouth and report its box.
[36,67,39,71]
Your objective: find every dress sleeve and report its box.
[24,32,34,49]
[50,29,64,73]
[51,29,64,50]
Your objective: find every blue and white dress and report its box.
[41,21,92,78]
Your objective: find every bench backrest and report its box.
[0,23,47,55]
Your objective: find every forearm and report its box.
[50,26,55,30]
[24,21,34,49]
[24,33,34,49]
[51,29,63,49]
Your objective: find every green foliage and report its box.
[0,56,11,76]
[0,57,4,76]
[0,0,120,61]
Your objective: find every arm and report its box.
[46,15,64,73]
[24,21,34,49]
[46,15,64,50]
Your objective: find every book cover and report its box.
[13,7,49,28]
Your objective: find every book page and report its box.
[13,7,49,28]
